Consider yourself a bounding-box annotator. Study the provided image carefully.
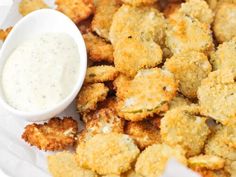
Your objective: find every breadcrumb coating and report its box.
[76,133,140,175]
[0,27,12,41]
[160,106,210,157]
[213,2,236,43]
[83,32,114,63]
[22,117,78,151]
[85,65,119,84]
[121,0,157,6]
[135,143,187,177]
[164,51,212,98]
[56,0,94,24]
[77,83,109,113]
[19,0,48,16]
[48,152,98,177]
[168,94,191,110]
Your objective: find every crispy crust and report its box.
[22,117,78,151]
[121,0,157,6]
[135,143,187,177]
[213,2,236,43]
[164,51,212,98]
[197,70,236,125]
[168,94,192,110]
[19,0,48,16]
[77,83,109,113]
[83,32,114,63]
[0,27,12,41]
[76,133,140,175]
[117,68,177,121]
[160,106,210,157]
[85,65,119,84]
[56,0,94,24]
[125,120,161,149]
[91,0,120,40]
[114,38,163,77]
[48,152,97,177]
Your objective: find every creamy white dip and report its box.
[2,33,80,112]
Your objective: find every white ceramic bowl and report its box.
[0,9,87,122]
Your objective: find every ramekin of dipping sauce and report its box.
[0,9,87,121]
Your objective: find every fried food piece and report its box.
[78,108,125,144]
[163,2,181,17]
[77,83,109,113]
[123,170,143,177]
[188,155,225,170]
[222,122,236,148]
[22,117,78,151]
[56,0,94,24]
[210,38,236,75]
[19,0,48,16]
[113,74,131,99]
[197,70,236,125]
[135,143,187,177]
[91,0,120,41]
[166,14,214,55]
[179,0,214,25]
[78,17,93,34]
[121,0,157,6]
[118,68,177,121]
[205,125,236,176]
[193,168,230,177]
[160,106,210,157]
[110,5,166,46]
[164,51,212,98]
[85,65,119,84]
[76,133,140,175]
[168,94,191,110]
[83,32,114,63]
[48,152,98,177]
[125,120,161,149]
[213,3,236,43]
[114,38,163,77]
[0,27,12,41]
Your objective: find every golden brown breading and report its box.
[188,155,225,170]
[160,106,210,157]
[110,4,167,46]
[113,74,131,99]
[168,94,191,110]
[164,51,212,98]
[222,122,236,148]
[91,0,120,40]
[85,65,119,84]
[117,68,177,121]
[197,70,236,125]
[0,27,12,41]
[114,38,163,77]
[121,0,157,6]
[192,168,230,177]
[213,2,236,43]
[135,143,187,177]
[83,32,114,63]
[48,152,98,177]
[76,133,140,175]
[125,120,161,149]
[56,0,94,24]
[123,170,143,177]
[163,2,181,17]
[19,0,48,16]
[166,14,214,55]
[77,83,109,113]
[22,117,78,151]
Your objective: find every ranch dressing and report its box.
[1,33,80,112]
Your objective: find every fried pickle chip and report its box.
[22,117,78,151]
[213,2,236,43]
[192,168,230,177]
[121,0,157,6]
[85,65,119,84]
[164,51,212,98]
[77,83,109,113]
[114,38,163,77]
[118,68,177,121]
[135,143,187,177]
[166,14,214,55]
[110,5,166,46]
[222,122,236,148]
[76,133,140,175]
[113,74,131,99]
[91,0,120,40]
[19,0,48,16]
[160,106,210,157]
[48,152,98,177]
[56,0,94,24]
[168,94,191,110]
[197,70,236,125]
[0,27,12,41]
[188,155,225,170]
[83,32,114,63]
[125,120,161,149]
